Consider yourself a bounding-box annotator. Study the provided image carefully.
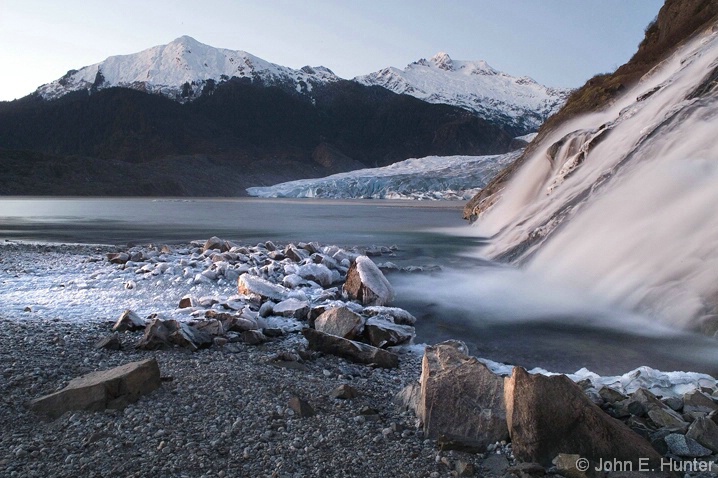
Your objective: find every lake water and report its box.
[2,197,717,376]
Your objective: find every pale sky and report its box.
[0,0,664,101]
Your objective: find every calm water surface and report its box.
[2,197,717,376]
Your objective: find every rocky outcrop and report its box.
[417,341,509,450]
[29,359,161,419]
[343,256,394,306]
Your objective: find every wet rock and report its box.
[94,334,122,350]
[29,359,161,419]
[112,309,146,332]
[314,307,364,340]
[664,433,712,458]
[296,263,334,287]
[364,316,414,348]
[302,328,398,368]
[272,298,310,320]
[505,367,664,469]
[343,256,394,306]
[417,341,508,451]
[238,273,289,302]
[687,416,718,453]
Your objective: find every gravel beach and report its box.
[0,241,512,478]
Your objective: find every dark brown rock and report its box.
[241,329,267,345]
[417,341,508,451]
[364,316,414,348]
[302,328,398,368]
[683,390,718,415]
[29,359,161,419]
[687,416,718,452]
[505,367,665,472]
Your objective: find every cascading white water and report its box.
[474,26,718,329]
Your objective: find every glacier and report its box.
[246,151,522,200]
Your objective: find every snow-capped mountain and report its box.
[246,150,522,200]
[355,52,571,133]
[37,35,340,102]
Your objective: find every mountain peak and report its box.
[356,54,572,134]
[36,36,340,102]
[430,52,453,71]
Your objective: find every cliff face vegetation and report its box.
[463,0,718,221]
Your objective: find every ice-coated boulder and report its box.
[238,273,290,302]
[343,256,394,306]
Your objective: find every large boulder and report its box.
[504,367,665,472]
[302,328,398,368]
[687,416,718,453]
[29,359,161,419]
[314,306,364,340]
[238,273,289,302]
[343,256,394,306]
[417,341,509,451]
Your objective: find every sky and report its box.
[0,0,664,102]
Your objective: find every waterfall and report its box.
[474,28,718,329]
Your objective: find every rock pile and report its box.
[405,341,718,477]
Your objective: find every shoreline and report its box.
[2,238,717,477]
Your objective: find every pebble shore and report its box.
[0,241,514,478]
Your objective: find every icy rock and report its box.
[302,328,398,368]
[282,273,306,289]
[284,244,309,262]
[258,301,275,318]
[364,316,414,348]
[363,306,416,325]
[343,256,395,306]
[29,359,161,419]
[417,341,508,451]
[664,433,712,458]
[112,309,146,332]
[314,306,364,340]
[272,298,310,320]
[296,263,334,287]
[238,273,289,302]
